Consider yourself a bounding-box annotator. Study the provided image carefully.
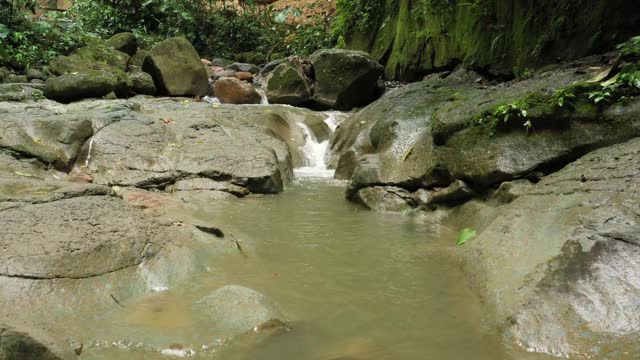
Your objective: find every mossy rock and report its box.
[105,32,138,56]
[265,59,311,106]
[142,37,209,97]
[310,49,383,110]
[129,50,150,70]
[44,71,129,103]
[128,71,156,96]
[48,43,130,76]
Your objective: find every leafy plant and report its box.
[617,35,640,58]
[456,227,477,246]
[550,88,576,108]
[492,103,528,123]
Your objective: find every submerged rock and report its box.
[194,285,285,338]
[0,323,77,360]
[310,49,383,110]
[353,186,415,212]
[142,37,209,97]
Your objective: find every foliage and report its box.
[333,0,383,43]
[587,69,640,104]
[0,5,95,68]
[456,227,476,246]
[71,0,335,61]
[617,36,640,58]
[550,88,576,108]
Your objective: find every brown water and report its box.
[82,180,549,360]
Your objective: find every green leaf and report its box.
[456,228,477,246]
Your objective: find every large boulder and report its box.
[214,77,262,104]
[142,37,209,97]
[104,32,138,56]
[45,43,131,102]
[310,49,383,110]
[264,58,312,106]
[452,138,640,358]
[44,71,128,103]
[335,63,640,204]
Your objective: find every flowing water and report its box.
[77,111,549,360]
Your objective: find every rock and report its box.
[227,62,260,74]
[4,74,27,83]
[264,59,312,106]
[0,172,156,279]
[79,98,304,193]
[310,49,383,110]
[30,78,45,85]
[129,49,149,69]
[0,67,10,82]
[428,180,475,205]
[25,68,45,81]
[0,83,44,102]
[48,44,130,76]
[44,71,127,103]
[214,77,261,104]
[166,178,250,197]
[105,32,138,56]
[194,285,285,338]
[0,100,120,170]
[454,138,640,358]
[335,63,640,208]
[0,323,77,360]
[127,71,156,95]
[212,70,236,81]
[353,186,415,212]
[211,58,233,67]
[142,37,209,97]
[260,58,285,76]
[491,179,533,204]
[234,71,254,82]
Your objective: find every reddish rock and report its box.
[213,77,261,104]
[235,71,254,82]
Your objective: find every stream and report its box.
[78,109,546,360]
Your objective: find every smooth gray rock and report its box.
[455,138,640,358]
[353,186,415,212]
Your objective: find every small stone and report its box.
[234,71,254,82]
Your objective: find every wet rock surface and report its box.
[335,61,640,209]
[448,138,640,358]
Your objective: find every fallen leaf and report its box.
[161,117,174,124]
[33,138,42,143]
[14,171,35,177]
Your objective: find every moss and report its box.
[339,0,640,81]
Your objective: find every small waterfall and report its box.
[294,112,347,179]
